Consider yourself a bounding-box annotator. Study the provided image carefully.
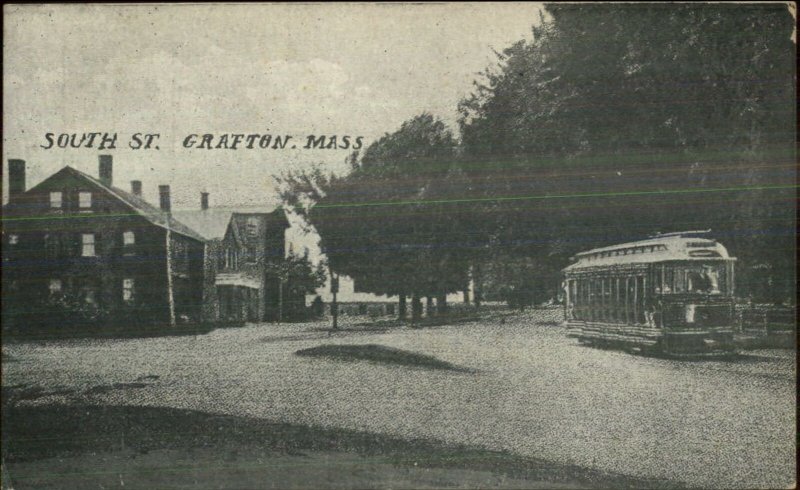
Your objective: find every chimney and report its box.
[158,185,171,212]
[130,180,142,197]
[8,159,26,202]
[99,155,113,187]
[201,192,209,210]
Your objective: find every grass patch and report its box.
[295,344,471,372]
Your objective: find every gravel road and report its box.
[3,309,795,488]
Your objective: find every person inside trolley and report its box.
[644,295,661,328]
[688,266,720,294]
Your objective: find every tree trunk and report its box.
[411,293,422,325]
[398,293,407,320]
[278,280,284,323]
[426,296,434,317]
[437,293,447,316]
[463,289,470,304]
[331,290,338,330]
[473,263,482,309]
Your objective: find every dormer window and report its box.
[50,191,63,208]
[79,192,92,210]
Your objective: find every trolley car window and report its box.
[636,276,646,324]
[626,277,635,324]
[660,263,727,295]
[585,279,590,320]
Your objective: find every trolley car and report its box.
[562,231,737,356]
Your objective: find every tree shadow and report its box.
[2,403,684,489]
[295,344,474,373]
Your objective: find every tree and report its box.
[476,254,561,310]
[265,250,327,321]
[277,114,471,322]
[457,3,796,301]
[278,5,795,311]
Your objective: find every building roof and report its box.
[564,231,735,272]
[170,209,241,241]
[19,166,206,242]
[171,206,285,241]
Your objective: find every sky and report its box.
[3,3,546,209]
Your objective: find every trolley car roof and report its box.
[564,233,735,272]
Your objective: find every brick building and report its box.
[2,156,206,331]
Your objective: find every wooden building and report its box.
[173,205,295,322]
[2,156,206,331]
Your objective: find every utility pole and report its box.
[165,226,176,327]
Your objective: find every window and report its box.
[603,277,612,321]
[247,217,259,237]
[79,192,92,209]
[664,268,674,293]
[50,191,63,208]
[9,234,18,245]
[123,278,135,303]
[635,276,646,324]
[224,248,239,269]
[49,279,62,294]
[44,234,60,259]
[122,232,135,255]
[626,277,636,323]
[81,233,96,257]
[676,269,688,293]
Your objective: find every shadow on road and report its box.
[295,343,474,373]
[2,403,685,489]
